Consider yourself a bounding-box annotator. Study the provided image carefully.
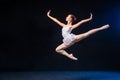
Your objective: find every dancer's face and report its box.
[66,15,73,22]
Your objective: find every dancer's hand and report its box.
[47,10,51,16]
[90,12,93,20]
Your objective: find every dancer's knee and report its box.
[55,47,61,53]
[83,29,98,37]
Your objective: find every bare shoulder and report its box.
[62,24,67,27]
[71,25,76,30]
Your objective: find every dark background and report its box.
[0,0,120,71]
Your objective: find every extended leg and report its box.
[75,24,109,42]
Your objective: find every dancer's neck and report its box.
[67,21,72,25]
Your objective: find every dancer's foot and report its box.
[68,53,78,60]
[100,24,110,30]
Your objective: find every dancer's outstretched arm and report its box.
[72,13,93,30]
[47,10,65,27]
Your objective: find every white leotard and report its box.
[62,25,76,45]
[62,25,72,38]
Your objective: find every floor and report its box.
[0,71,120,80]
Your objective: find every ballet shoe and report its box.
[100,24,110,30]
[68,53,78,60]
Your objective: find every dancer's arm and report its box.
[47,10,65,27]
[72,13,93,30]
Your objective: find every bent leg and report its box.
[55,43,78,60]
[75,24,110,42]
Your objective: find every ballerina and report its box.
[47,10,109,60]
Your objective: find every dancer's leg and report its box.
[55,43,78,60]
[75,24,109,42]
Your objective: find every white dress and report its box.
[62,25,76,45]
